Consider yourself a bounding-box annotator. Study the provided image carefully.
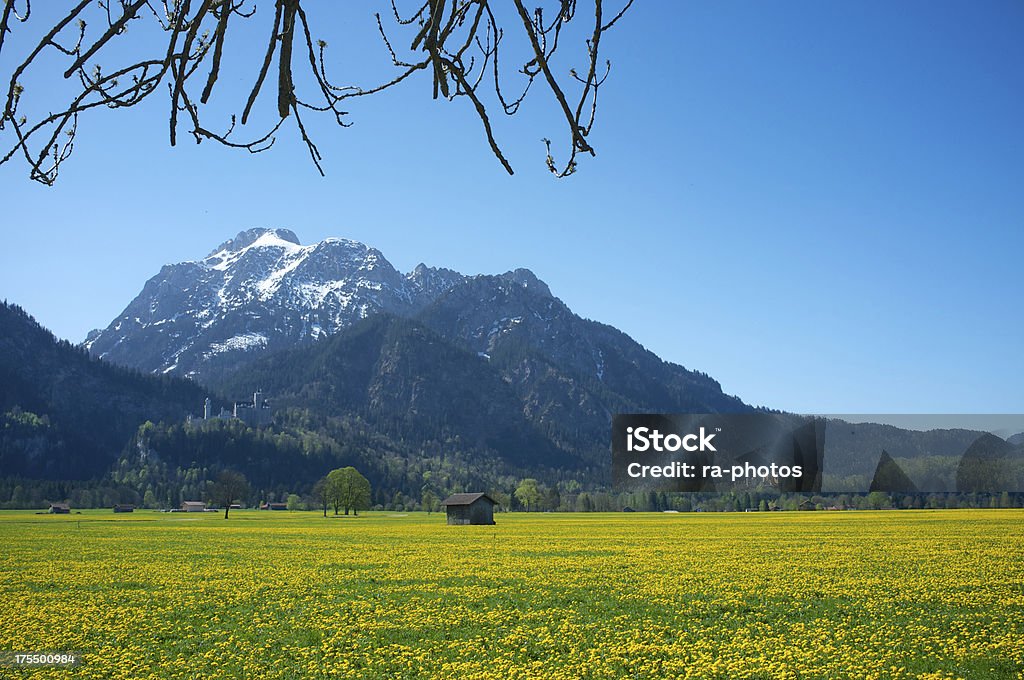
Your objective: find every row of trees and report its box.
[504,486,1024,513]
[0,473,1020,513]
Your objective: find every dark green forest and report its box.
[0,301,207,479]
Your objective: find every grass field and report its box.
[0,509,1021,679]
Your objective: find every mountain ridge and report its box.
[83,228,728,400]
[82,227,751,474]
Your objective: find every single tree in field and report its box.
[514,478,540,512]
[210,469,249,519]
[0,1,633,185]
[325,466,372,516]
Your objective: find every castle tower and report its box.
[204,397,212,420]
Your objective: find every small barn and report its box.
[48,502,70,514]
[441,493,496,526]
[113,504,135,513]
[181,501,206,512]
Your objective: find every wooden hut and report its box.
[181,501,206,512]
[48,502,70,514]
[113,504,135,513]
[441,493,496,525]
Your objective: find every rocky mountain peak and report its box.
[406,263,465,300]
[207,227,301,257]
[499,268,552,298]
[86,230,560,378]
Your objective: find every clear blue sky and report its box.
[1,2,1021,414]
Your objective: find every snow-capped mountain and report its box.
[86,228,748,434]
[83,227,750,467]
[84,228,471,377]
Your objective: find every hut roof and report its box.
[441,492,495,507]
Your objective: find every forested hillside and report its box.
[0,301,208,479]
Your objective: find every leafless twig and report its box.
[0,0,630,185]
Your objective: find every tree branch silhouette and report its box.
[0,0,630,185]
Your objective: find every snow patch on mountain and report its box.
[206,333,269,356]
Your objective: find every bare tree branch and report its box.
[0,1,631,185]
